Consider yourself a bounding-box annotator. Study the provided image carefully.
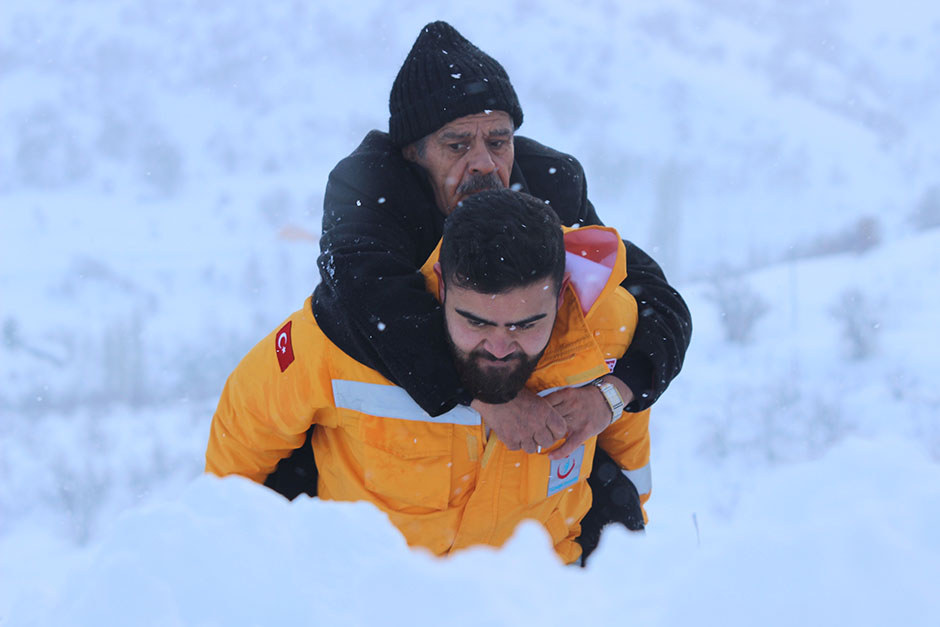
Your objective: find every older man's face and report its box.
[403,111,514,215]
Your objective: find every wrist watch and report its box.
[592,377,624,424]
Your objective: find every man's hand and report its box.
[471,388,567,454]
[544,376,635,460]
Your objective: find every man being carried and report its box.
[206,190,650,565]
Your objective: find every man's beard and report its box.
[456,172,504,199]
[446,334,545,404]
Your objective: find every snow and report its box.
[2,1,940,625]
[5,437,939,625]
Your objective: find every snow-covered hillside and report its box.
[2,1,939,624]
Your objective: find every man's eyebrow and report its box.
[486,127,513,138]
[454,309,547,328]
[455,308,496,326]
[438,127,513,141]
[505,313,547,327]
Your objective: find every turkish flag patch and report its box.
[275,321,295,372]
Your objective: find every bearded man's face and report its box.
[441,278,559,403]
[447,334,545,404]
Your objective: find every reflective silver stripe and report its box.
[623,464,651,496]
[536,380,593,397]
[331,379,482,425]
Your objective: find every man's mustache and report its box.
[472,349,523,363]
[457,172,504,197]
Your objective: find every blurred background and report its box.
[2,0,938,556]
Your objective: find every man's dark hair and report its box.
[440,189,565,294]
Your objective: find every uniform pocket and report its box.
[359,415,453,512]
[544,509,572,546]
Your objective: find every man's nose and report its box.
[483,331,516,360]
[467,141,496,174]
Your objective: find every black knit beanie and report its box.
[389,21,524,147]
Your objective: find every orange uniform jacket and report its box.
[206,225,651,564]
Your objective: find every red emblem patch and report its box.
[275,321,295,372]
[605,358,617,373]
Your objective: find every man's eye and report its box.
[509,322,535,331]
[449,143,467,152]
[467,319,486,327]
[489,140,505,149]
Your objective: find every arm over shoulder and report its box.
[313,132,469,416]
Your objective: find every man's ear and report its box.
[402,143,418,164]
[433,262,445,299]
[557,273,571,311]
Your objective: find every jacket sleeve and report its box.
[585,285,653,504]
[597,409,652,503]
[205,315,330,483]
[313,145,469,417]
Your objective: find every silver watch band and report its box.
[592,377,624,424]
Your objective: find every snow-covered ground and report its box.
[2,1,939,624]
[7,440,940,625]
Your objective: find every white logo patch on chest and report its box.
[547,444,585,497]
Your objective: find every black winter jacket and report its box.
[313,131,691,416]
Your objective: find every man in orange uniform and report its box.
[206,190,650,565]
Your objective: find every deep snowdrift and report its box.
[6,436,939,626]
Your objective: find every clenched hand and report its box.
[471,388,567,454]
[471,377,635,459]
[544,376,636,460]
